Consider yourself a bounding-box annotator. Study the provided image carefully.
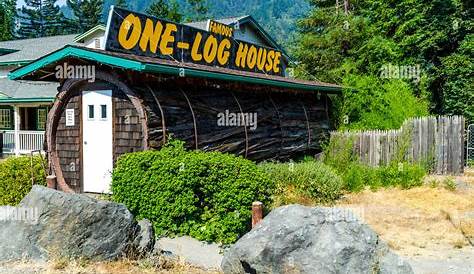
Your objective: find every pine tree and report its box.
[67,0,104,33]
[18,0,46,38]
[43,0,68,36]
[186,0,208,21]
[115,0,128,9]
[147,0,182,22]
[17,0,68,38]
[0,0,16,41]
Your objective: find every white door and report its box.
[82,90,113,193]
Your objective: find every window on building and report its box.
[0,108,12,129]
[88,105,94,119]
[37,108,47,130]
[100,104,107,119]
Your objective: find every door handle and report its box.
[84,141,88,145]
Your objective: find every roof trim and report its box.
[9,46,144,79]
[142,63,339,92]
[0,60,33,67]
[9,46,341,93]
[74,25,106,43]
[0,97,55,103]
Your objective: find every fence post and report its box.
[252,201,263,228]
[46,175,57,190]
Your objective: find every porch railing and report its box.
[1,130,45,154]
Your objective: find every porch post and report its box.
[13,105,20,156]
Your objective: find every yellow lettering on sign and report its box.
[235,43,248,68]
[265,50,275,72]
[208,20,233,38]
[217,38,231,65]
[256,48,267,71]
[273,51,282,73]
[139,19,163,53]
[118,14,142,50]
[191,32,203,61]
[159,23,177,55]
[203,35,218,64]
[247,45,257,69]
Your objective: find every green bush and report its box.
[323,136,427,191]
[0,155,47,206]
[468,160,474,168]
[111,140,273,244]
[337,161,426,191]
[259,160,344,205]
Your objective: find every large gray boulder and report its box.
[222,205,413,274]
[0,186,154,261]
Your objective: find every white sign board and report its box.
[66,109,75,126]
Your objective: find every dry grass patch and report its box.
[0,258,221,274]
[337,173,474,257]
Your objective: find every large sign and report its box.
[104,7,284,76]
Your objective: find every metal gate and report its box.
[468,124,474,166]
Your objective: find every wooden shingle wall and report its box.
[55,93,82,192]
[113,90,143,163]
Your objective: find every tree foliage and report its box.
[18,0,68,38]
[114,0,127,9]
[0,0,15,41]
[294,0,473,127]
[66,0,104,34]
[147,0,182,22]
[146,0,208,23]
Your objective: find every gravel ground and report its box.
[406,247,474,274]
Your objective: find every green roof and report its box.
[9,45,341,93]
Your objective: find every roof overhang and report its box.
[9,46,341,93]
[0,97,55,104]
[73,25,106,43]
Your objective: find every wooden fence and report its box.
[330,116,465,175]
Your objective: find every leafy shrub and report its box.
[0,155,46,205]
[467,160,474,168]
[323,136,427,191]
[336,161,426,191]
[442,177,456,191]
[112,140,273,244]
[377,162,426,189]
[259,160,344,205]
[322,136,357,175]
